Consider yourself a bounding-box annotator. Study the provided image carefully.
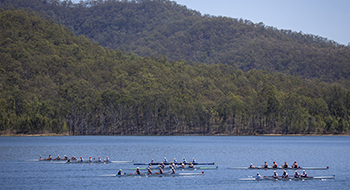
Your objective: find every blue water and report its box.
[0,136,349,189]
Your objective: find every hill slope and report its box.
[1,0,350,83]
[0,9,349,135]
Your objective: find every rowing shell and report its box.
[239,175,335,181]
[99,172,204,177]
[229,166,329,170]
[127,166,218,170]
[50,160,132,164]
[133,162,215,166]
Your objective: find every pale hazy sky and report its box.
[71,0,349,45]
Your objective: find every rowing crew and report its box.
[118,166,176,176]
[150,157,196,165]
[249,161,299,169]
[40,155,110,162]
[262,170,307,179]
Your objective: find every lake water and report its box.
[0,136,349,189]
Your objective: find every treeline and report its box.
[0,9,349,135]
[0,0,349,83]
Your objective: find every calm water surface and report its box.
[0,136,349,189]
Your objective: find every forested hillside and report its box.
[1,9,349,135]
[1,0,350,83]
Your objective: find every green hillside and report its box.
[1,0,350,83]
[0,9,349,135]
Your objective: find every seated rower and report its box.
[179,162,185,168]
[88,157,92,163]
[263,161,268,168]
[147,166,153,175]
[188,162,194,168]
[53,155,60,160]
[170,166,175,174]
[281,170,289,178]
[104,156,110,162]
[294,170,300,178]
[98,157,102,162]
[71,156,76,160]
[301,170,308,178]
[39,157,43,161]
[164,157,168,163]
[192,158,196,163]
[272,170,278,179]
[272,161,278,168]
[249,163,255,168]
[80,157,84,162]
[150,159,155,164]
[183,158,187,165]
[117,169,123,176]
[282,162,289,168]
[256,172,262,180]
[173,158,177,164]
[292,161,298,168]
[158,166,164,174]
[160,162,165,169]
[171,162,176,169]
[62,155,68,160]
[67,159,72,163]
[45,155,52,160]
[135,167,141,175]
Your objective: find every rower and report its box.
[292,161,298,168]
[164,157,168,163]
[272,170,278,179]
[281,170,289,178]
[263,161,268,168]
[294,170,300,178]
[170,166,175,174]
[147,166,153,175]
[105,156,110,162]
[173,158,177,164]
[188,162,194,168]
[135,167,141,175]
[63,155,68,160]
[179,162,185,168]
[39,157,43,161]
[88,157,92,163]
[80,157,84,162]
[158,166,164,174]
[301,170,308,178]
[282,162,289,168]
[46,155,52,160]
[54,155,60,160]
[249,163,255,168]
[160,162,165,169]
[117,169,123,176]
[171,162,176,169]
[256,172,262,180]
[67,159,72,163]
[192,158,196,163]
[183,158,187,165]
[98,157,102,162]
[151,159,155,164]
[272,161,278,168]
[71,156,76,160]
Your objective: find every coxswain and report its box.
[281,170,289,178]
[158,166,164,174]
[80,157,84,162]
[173,158,177,164]
[294,170,300,178]
[164,157,168,163]
[98,157,102,162]
[183,158,187,165]
[272,170,278,179]
[263,161,268,168]
[292,161,298,168]
[282,162,289,168]
[147,166,153,175]
[88,157,92,163]
[135,167,141,175]
[117,169,123,176]
[301,170,308,178]
[272,161,278,168]
[249,163,255,168]
[192,158,196,163]
[170,166,175,174]
[256,172,262,180]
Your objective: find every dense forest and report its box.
[1,9,349,136]
[1,0,350,84]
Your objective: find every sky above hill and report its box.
[72,0,349,45]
